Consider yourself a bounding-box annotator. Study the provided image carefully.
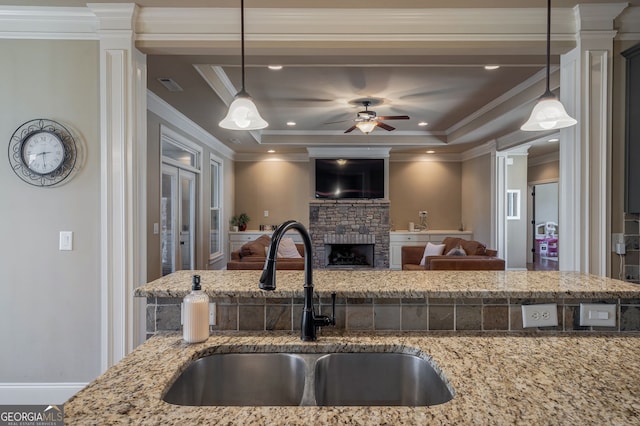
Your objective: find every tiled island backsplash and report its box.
[145,295,640,338]
[138,270,640,338]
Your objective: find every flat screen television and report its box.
[315,158,384,199]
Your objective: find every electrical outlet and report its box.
[612,233,624,251]
[579,303,616,327]
[521,304,558,328]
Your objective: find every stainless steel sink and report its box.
[163,353,306,406]
[314,352,453,406]
[163,351,453,407]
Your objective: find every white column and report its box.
[558,3,627,275]
[88,3,147,371]
[493,150,508,262]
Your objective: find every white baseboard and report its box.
[0,383,87,404]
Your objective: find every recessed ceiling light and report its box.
[418,121,428,126]
[268,65,283,70]
[548,138,559,142]
[426,150,435,154]
[267,149,275,153]
[484,65,500,70]
[286,121,296,126]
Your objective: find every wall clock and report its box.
[8,119,78,187]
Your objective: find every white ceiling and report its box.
[6,1,637,158]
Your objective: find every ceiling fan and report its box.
[331,100,410,134]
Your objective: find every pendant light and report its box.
[521,0,576,131]
[219,0,268,130]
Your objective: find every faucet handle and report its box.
[314,292,337,328]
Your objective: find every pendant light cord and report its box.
[545,0,551,94]
[241,0,246,92]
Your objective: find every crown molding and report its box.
[1,5,636,44]
[147,90,235,160]
[575,3,628,32]
[529,151,560,167]
[0,6,97,39]
[460,140,497,162]
[307,147,391,158]
[234,152,309,162]
[135,7,576,43]
[390,153,461,162]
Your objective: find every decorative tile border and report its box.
[145,296,640,338]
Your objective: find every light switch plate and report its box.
[579,303,616,327]
[59,231,73,251]
[521,304,558,328]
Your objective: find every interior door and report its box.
[161,164,196,276]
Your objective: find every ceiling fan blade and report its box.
[377,115,410,120]
[344,125,357,133]
[324,119,353,125]
[377,122,396,131]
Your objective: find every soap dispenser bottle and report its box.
[182,275,209,343]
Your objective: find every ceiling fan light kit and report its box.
[340,99,410,134]
[218,0,268,131]
[521,0,576,132]
[355,121,377,134]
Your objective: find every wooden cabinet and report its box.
[389,230,473,270]
[229,231,303,253]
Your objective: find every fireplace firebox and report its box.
[325,244,374,268]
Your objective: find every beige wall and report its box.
[234,160,311,228]
[232,158,466,234]
[506,156,529,269]
[461,154,493,247]
[389,160,462,230]
[0,40,101,386]
[528,160,559,183]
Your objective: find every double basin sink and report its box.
[163,351,454,407]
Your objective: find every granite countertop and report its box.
[65,331,640,425]
[135,270,640,299]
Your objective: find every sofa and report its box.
[401,237,505,271]
[226,234,305,270]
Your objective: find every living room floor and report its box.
[527,255,559,271]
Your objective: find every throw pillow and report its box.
[277,237,302,258]
[446,245,467,256]
[419,242,446,266]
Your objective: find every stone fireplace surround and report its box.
[309,199,390,269]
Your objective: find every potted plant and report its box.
[230,213,250,231]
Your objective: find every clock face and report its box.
[9,119,78,187]
[21,131,65,175]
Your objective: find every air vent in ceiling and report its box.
[157,78,183,92]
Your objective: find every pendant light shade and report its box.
[521,91,577,131]
[218,0,268,131]
[356,121,377,134]
[219,91,268,130]
[521,0,576,132]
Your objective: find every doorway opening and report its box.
[528,182,559,271]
